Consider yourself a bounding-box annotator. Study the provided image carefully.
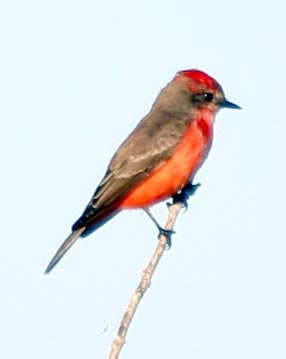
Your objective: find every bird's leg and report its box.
[143,208,175,249]
[171,182,201,210]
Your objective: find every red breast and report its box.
[120,112,214,208]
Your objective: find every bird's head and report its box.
[174,69,241,112]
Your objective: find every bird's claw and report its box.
[158,227,176,249]
[172,183,201,210]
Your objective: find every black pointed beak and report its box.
[221,99,241,110]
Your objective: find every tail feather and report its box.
[45,227,86,274]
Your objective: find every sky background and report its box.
[0,0,285,358]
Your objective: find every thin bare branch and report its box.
[107,201,184,359]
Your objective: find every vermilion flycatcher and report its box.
[45,69,240,273]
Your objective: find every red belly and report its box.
[120,118,213,208]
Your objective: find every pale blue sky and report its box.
[0,1,285,358]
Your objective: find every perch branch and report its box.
[107,201,185,359]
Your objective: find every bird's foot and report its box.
[157,227,176,249]
[144,208,175,249]
[171,182,201,210]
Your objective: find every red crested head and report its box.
[176,69,220,91]
[170,69,241,111]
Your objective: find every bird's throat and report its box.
[197,116,213,142]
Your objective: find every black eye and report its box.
[203,92,213,102]
[191,92,215,105]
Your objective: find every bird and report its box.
[45,69,240,274]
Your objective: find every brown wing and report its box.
[72,108,190,232]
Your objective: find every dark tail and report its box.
[45,227,85,274]
[45,205,119,274]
